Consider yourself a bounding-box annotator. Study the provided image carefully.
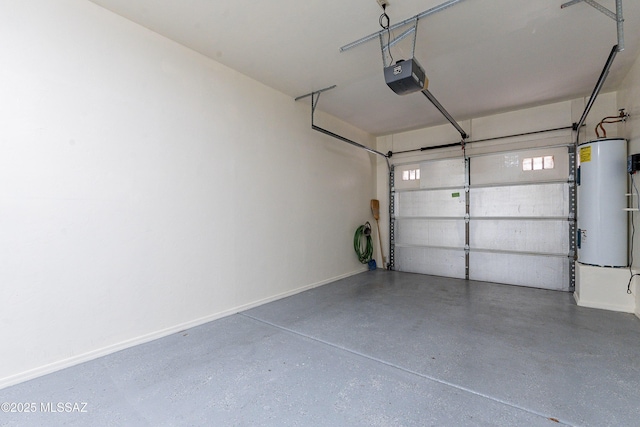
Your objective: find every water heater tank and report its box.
[577,138,627,267]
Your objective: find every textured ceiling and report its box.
[87,0,640,136]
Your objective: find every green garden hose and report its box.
[354,222,374,264]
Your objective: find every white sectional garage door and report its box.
[392,146,574,291]
[394,158,467,279]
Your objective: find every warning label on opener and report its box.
[580,146,592,163]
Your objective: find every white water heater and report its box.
[577,138,627,267]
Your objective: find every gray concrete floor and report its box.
[1,271,639,426]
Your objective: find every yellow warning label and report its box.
[580,146,592,163]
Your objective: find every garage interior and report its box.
[2,0,640,426]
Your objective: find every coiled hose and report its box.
[354,222,373,264]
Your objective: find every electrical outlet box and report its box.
[377,0,389,9]
[628,154,640,174]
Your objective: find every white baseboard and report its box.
[0,267,368,390]
[574,292,636,313]
[574,263,636,314]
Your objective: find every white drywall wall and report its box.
[0,0,375,388]
[618,49,640,320]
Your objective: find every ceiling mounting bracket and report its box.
[294,86,391,169]
[379,18,418,68]
[340,0,467,53]
[561,0,625,51]
[294,85,337,102]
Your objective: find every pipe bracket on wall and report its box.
[295,86,391,169]
[561,0,625,51]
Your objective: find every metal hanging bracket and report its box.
[294,85,337,102]
[340,0,467,53]
[382,22,416,52]
[574,44,619,136]
[379,19,418,68]
[295,86,391,169]
[561,0,625,51]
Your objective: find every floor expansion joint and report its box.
[239,312,572,426]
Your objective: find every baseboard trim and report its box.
[574,291,635,313]
[0,268,368,390]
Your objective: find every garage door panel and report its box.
[420,158,466,189]
[471,147,569,186]
[396,219,465,248]
[395,246,466,279]
[470,220,569,254]
[470,183,569,218]
[469,252,570,291]
[395,189,466,218]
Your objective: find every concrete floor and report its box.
[1,271,639,426]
